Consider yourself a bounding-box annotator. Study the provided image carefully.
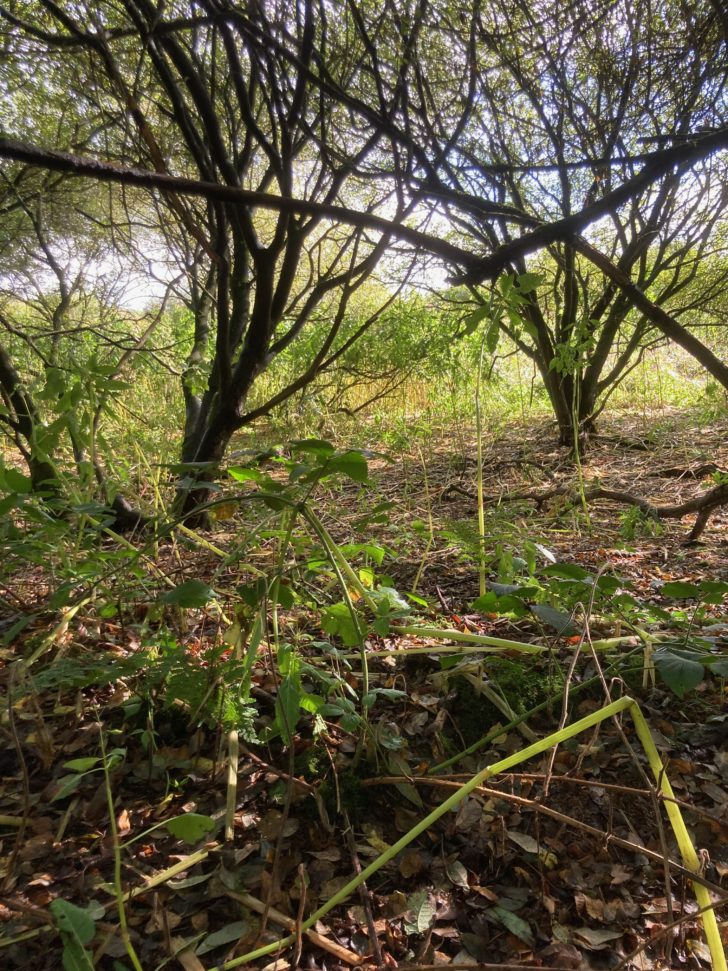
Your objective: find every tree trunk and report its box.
[0,342,63,500]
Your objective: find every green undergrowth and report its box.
[6,435,726,775]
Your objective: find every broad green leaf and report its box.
[165,812,216,844]
[51,899,96,971]
[4,468,32,494]
[461,306,490,335]
[542,563,590,581]
[50,899,97,946]
[661,581,701,599]
[196,919,256,955]
[529,603,578,636]
[0,493,17,516]
[291,438,336,457]
[405,890,435,933]
[160,579,213,608]
[498,274,514,295]
[321,602,361,646]
[406,592,429,607]
[228,466,265,483]
[52,773,85,801]
[326,450,369,483]
[341,542,387,565]
[488,904,534,946]
[514,272,543,293]
[63,757,101,772]
[654,649,704,697]
[697,580,728,604]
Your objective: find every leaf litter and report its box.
[0,412,727,969]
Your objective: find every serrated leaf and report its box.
[165,812,216,844]
[654,649,705,697]
[160,579,213,608]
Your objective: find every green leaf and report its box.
[52,773,85,801]
[276,674,301,745]
[654,649,705,697]
[529,603,578,636]
[321,602,361,646]
[63,757,101,772]
[51,899,96,971]
[485,318,500,353]
[489,905,534,946]
[165,812,216,844]
[0,494,17,515]
[291,438,336,457]
[160,579,214,608]
[326,450,369,483]
[228,466,265,483]
[446,859,470,888]
[697,580,728,604]
[514,272,543,293]
[461,306,490,335]
[660,581,701,599]
[51,899,97,946]
[3,467,32,494]
[478,592,529,616]
[542,563,590,581]
[405,890,435,933]
[196,919,256,955]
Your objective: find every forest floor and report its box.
[1,410,727,971]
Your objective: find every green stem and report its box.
[213,698,634,969]
[99,731,143,971]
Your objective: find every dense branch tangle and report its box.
[0,0,429,518]
[0,0,726,520]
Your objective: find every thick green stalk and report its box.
[212,695,724,971]
[213,699,634,969]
